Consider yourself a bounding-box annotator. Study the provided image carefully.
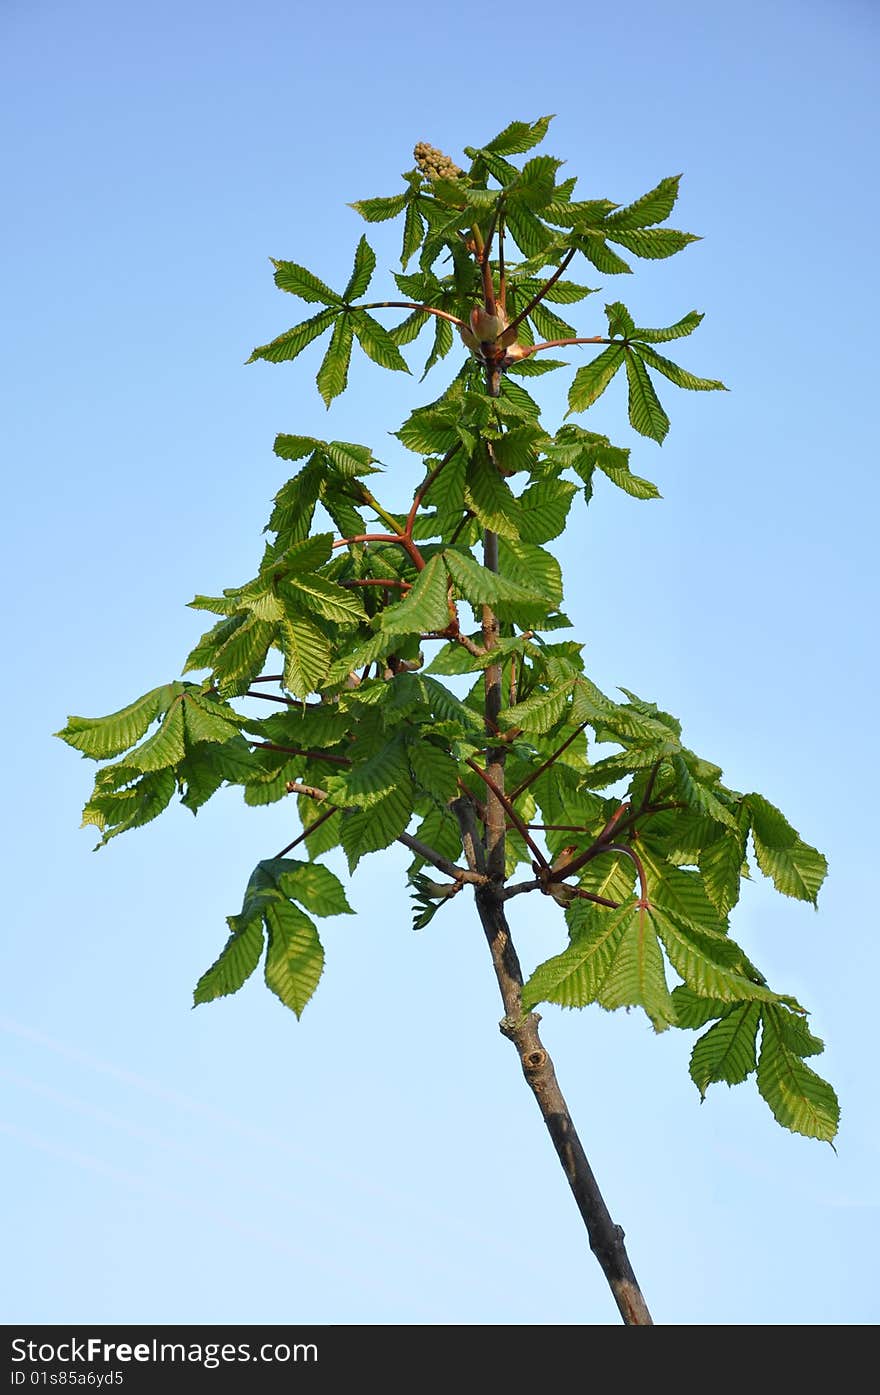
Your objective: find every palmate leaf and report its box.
[194,858,351,1016]
[757,1006,839,1142]
[523,901,676,1031]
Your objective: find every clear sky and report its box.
[2,0,878,1326]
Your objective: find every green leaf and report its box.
[631,311,704,343]
[604,301,635,337]
[485,115,554,156]
[284,573,365,623]
[699,831,747,914]
[568,345,625,413]
[182,693,242,745]
[689,1003,761,1097]
[652,907,778,1005]
[343,236,377,301]
[503,683,571,734]
[573,231,632,275]
[604,176,681,230]
[213,614,276,691]
[746,794,827,905]
[422,316,454,377]
[397,406,459,455]
[757,1006,839,1142]
[673,756,737,829]
[465,450,522,540]
[352,312,411,372]
[124,699,186,772]
[408,741,459,803]
[443,549,544,607]
[56,683,183,759]
[279,616,331,699]
[316,314,354,406]
[610,228,698,260]
[670,985,729,1030]
[381,554,450,636]
[506,203,555,259]
[401,201,425,268]
[247,307,338,365]
[350,192,408,223]
[625,350,670,443]
[511,156,563,211]
[587,435,660,500]
[193,916,264,1005]
[264,899,325,1018]
[636,344,727,392]
[515,479,578,542]
[259,858,353,917]
[271,259,341,305]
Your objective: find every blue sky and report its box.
[2,0,878,1325]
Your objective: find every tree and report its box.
[56,117,837,1325]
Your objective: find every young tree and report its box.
[57,117,837,1325]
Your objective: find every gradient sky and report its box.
[2,0,878,1325]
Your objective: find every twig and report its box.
[275,806,339,859]
[465,757,550,872]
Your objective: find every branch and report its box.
[467,882,652,1324]
[405,443,461,536]
[519,335,608,358]
[605,843,649,904]
[354,300,466,329]
[504,247,577,337]
[332,531,425,571]
[502,877,620,909]
[398,831,489,886]
[507,722,589,802]
[280,778,485,887]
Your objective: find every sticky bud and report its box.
[469,305,507,343]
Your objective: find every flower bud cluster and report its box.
[413,141,463,181]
